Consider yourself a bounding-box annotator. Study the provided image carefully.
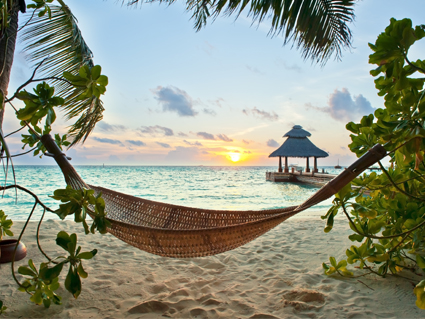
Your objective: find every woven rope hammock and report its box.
[41,134,387,258]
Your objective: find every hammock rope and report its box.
[40,134,387,258]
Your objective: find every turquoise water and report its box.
[1,166,340,221]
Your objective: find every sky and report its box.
[3,0,425,166]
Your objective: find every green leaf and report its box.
[56,231,71,251]
[77,263,88,279]
[324,211,334,233]
[414,280,425,309]
[30,290,43,305]
[39,262,64,282]
[64,266,82,299]
[77,249,97,260]
[348,234,364,242]
[335,182,352,200]
[43,298,51,308]
[18,266,37,277]
[417,255,425,271]
[330,257,337,267]
[91,65,101,80]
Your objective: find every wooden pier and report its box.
[266,171,337,187]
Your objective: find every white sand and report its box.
[1,217,423,318]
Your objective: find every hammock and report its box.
[41,134,387,258]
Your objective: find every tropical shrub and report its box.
[322,18,425,309]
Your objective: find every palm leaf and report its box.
[123,0,355,63]
[20,2,104,145]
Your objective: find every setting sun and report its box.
[228,152,241,162]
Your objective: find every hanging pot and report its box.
[0,239,27,263]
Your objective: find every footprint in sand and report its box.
[282,289,326,311]
[127,300,169,314]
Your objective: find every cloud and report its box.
[197,132,215,140]
[243,107,279,121]
[156,142,171,148]
[203,108,216,116]
[126,140,146,147]
[97,122,127,132]
[139,125,174,136]
[244,150,252,154]
[246,65,265,75]
[306,88,375,122]
[266,139,280,147]
[152,86,198,117]
[165,146,201,163]
[276,59,303,73]
[93,137,124,146]
[209,98,224,108]
[183,140,203,146]
[242,139,250,145]
[216,134,233,142]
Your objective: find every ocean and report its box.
[1,165,341,222]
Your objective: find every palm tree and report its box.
[0,0,355,147]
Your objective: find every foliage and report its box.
[0,0,109,311]
[20,0,105,145]
[18,259,62,308]
[124,0,355,64]
[51,187,111,235]
[322,18,425,309]
[0,210,13,240]
[18,232,97,306]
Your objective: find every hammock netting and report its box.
[41,134,387,258]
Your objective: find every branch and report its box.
[6,58,49,103]
[0,147,38,158]
[378,161,425,202]
[17,8,38,32]
[4,125,26,138]
[1,184,56,288]
[364,172,425,191]
[341,203,425,240]
[403,51,425,74]
[11,202,38,289]
[0,184,55,213]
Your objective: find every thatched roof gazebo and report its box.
[269,125,328,173]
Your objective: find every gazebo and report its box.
[269,125,328,173]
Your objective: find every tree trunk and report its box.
[0,1,20,129]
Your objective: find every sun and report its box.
[228,152,241,162]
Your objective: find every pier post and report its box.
[314,157,318,172]
[278,156,282,172]
[284,156,288,173]
[305,157,310,173]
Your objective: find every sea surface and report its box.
[1,165,343,222]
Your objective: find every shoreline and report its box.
[1,218,422,318]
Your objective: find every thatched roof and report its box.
[283,125,311,138]
[269,125,328,158]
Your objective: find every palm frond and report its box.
[122,0,355,63]
[19,3,104,145]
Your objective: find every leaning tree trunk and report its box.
[0,1,20,129]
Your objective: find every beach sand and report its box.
[1,217,422,318]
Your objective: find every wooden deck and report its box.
[265,171,337,186]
